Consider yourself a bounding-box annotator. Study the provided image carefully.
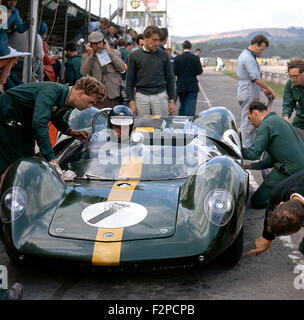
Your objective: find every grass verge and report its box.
[220,69,285,98]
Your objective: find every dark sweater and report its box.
[125,47,175,101]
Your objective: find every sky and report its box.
[71,0,304,37]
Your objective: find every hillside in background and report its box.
[171,27,304,59]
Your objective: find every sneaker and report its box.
[7,282,23,300]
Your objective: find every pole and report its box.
[88,0,91,27]
[122,0,127,28]
[99,0,102,17]
[60,4,68,82]
[26,0,38,83]
[26,0,33,83]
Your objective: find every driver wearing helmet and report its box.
[91,105,134,143]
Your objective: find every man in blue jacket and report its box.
[173,40,203,116]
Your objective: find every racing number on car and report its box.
[87,203,130,225]
[82,201,147,229]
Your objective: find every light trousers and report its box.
[135,91,169,116]
[239,97,256,148]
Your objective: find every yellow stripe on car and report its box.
[92,157,143,266]
[136,127,154,133]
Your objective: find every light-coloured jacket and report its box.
[236,49,261,101]
[80,49,125,99]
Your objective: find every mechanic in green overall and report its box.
[282,59,304,129]
[242,101,304,209]
[0,76,106,177]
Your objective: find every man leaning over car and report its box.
[0,76,106,178]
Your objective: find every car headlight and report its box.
[1,187,27,223]
[204,189,234,226]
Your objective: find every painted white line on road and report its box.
[198,82,212,108]
[248,170,304,274]
[279,236,304,274]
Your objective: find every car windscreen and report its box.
[58,134,219,180]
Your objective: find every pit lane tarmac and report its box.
[1,68,304,300]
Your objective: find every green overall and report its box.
[242,112,304,208]
[282,79,304,130]
[0,82,72,175]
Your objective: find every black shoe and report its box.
[298,238,304,255]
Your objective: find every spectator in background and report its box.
[3,57,23,90]
[158,27,168,50]
[282,59,304,130]
[173,40,203,116]
[39,22,60,82]
[126,25,175,116]
[195,48,201,56]
[34,31,45,81]
[90,17,109,40]
[126,42,133,53]
[107,23,120,48]
[126,28,137,44]
[132,34,144,51]
[64,40,82,85]
[80,31,125,108]
[0,0,29,92]
[99,17,109,38]
[236,34,275,148]
[0,54,17,93]
[116,38,130,64]
[5,0,31,36]
[216,56,224,71]
[167,48,176,64]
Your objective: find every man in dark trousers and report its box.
[246,169,304,256]
[173,40,203,116]
[0,76,106,177]
[242,101,304,209]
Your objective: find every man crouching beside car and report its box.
[0,76,106,179]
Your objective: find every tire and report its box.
[216,226,244,266]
